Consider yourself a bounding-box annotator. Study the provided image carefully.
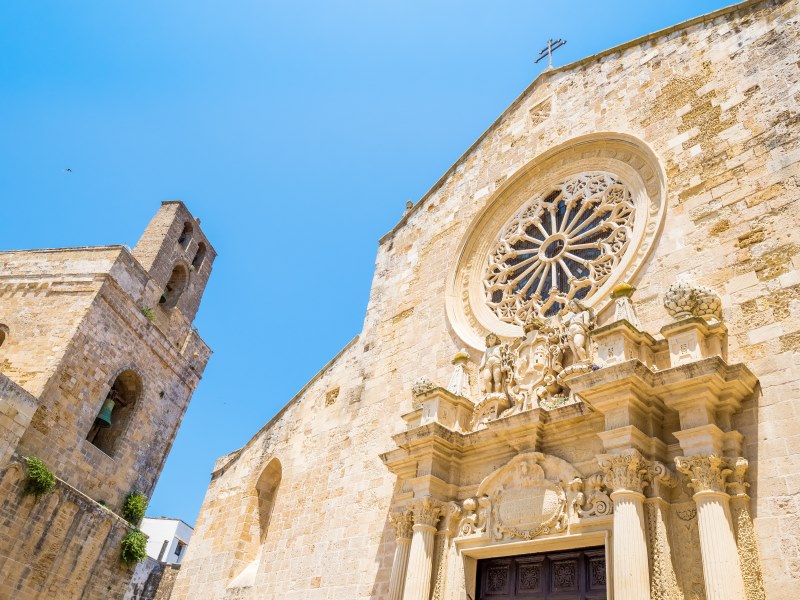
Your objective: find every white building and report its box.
[141,517,193,565]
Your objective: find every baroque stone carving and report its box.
[611,282,642,329]
[446,349,471,398]
[576,474,613,517]
[409,496,444,528]
[598,450,650,494]
[469,303,597,428]
[644,502,681,600]
[674,454,732,494]
[388,510,414,540]
[411,376,436,398]
[484,172,636,324]
[646,461,678,499]
[457,496,491,537]
[458,452,583,541]
[663,281,722,323]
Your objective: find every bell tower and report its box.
[133,200,216,324]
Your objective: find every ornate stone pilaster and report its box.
[675,454,746,600]
[403,496,444,600]
[598,450,651,600]
[726,458,767,600]
[387,510,414,600]
[644,462,680,600]
[431,502,461,600]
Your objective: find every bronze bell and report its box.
[96,397,116,428]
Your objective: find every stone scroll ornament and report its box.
[484,172,635,325]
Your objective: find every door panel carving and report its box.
[476,547,606,600]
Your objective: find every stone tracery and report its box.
[484,172,635,324]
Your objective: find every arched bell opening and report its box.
[192,242,207,270]
[86,369,142,457]
[177,221,193,251]
[159,264,189,310]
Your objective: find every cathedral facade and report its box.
[174,1,800,598]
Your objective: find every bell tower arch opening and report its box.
[86,369,143,457]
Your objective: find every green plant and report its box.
[141,307,156,322]
[122,491,148,525]
[23,456,56,499]
[120,529,148,564]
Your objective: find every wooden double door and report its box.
[475,546,607,600]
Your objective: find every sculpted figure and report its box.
[561,300,595,363]
[479,333,505,395]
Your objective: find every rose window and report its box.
[484,172,635,324]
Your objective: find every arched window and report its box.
[87,369,142,456]
[177,222,193,250]
[159,264,188,309]
[191,242,207,270]
[0,324,8,348]
[228,459,281,589]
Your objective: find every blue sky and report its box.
[1,0,736,524]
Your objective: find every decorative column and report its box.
[403,496,443,600]
[388,510,414,600]
[675,454,746,600]
[598,450,651,600]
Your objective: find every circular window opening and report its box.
[485,172,635,322]
[159,264,189,309]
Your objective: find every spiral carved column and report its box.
[598,450,651,600]
[388,510,414,600]
[402,497,443,600]
[675,454,746,600]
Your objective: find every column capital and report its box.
[438,501,462,536]
[645,461,678,499]
[389,509,414,541]
[674,453,733,494]
[409,496,445,528]
[726,457,750,497]
[597,449,650,494]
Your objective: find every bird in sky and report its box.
[63,168,72,173]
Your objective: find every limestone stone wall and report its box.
[0,202,215,598]
[173,1,800,598]
[0,459,135,599]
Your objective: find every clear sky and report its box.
[1,0,736,524]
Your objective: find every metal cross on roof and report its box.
[535,38,567,69]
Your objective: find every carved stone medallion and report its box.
[474,452,580,541]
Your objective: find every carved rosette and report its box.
[389,510,414,540]
[410,496,445,528]
[674,454,732,494]
[597,450,650,495]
